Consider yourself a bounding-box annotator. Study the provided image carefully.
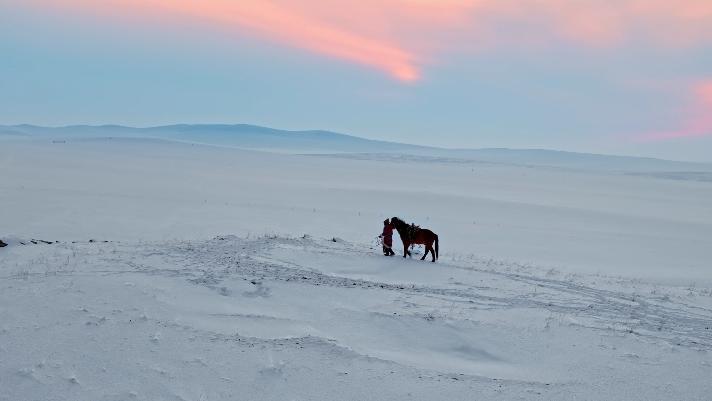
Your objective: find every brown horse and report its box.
[390,217,439,262]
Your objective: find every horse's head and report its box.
[390,217,403,227]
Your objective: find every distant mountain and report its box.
[0,128,31,137]
[4,123,711,173]
[4,124,428,154]
[442,148,712,172]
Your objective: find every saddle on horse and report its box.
[407,223,420,241]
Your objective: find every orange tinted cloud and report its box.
[40,0,712,81]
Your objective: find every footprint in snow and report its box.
[259,361,286,378]
[243,282,272,298]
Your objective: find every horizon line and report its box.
[2,122,711,165]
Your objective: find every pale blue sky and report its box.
[2,2,711,161]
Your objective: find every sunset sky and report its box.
[2,0,712,161]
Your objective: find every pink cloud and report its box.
[636,81,712,141]
[35,0,712,81]
[49,0,423,82]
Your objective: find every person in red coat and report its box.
[380,219,396,256]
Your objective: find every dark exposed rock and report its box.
[0,240,7,248]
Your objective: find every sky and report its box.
[2,0,712,161]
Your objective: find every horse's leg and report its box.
[424,240,435,262]
[402,241,408,258]
[420,243,428,260]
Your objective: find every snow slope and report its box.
[1,136,711,400]
[1,139,710,282]
[2,236,711,400]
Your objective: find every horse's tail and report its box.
[434,234,439,260]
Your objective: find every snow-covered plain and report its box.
[1,136,711,400]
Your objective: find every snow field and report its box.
[2,138,711,400]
